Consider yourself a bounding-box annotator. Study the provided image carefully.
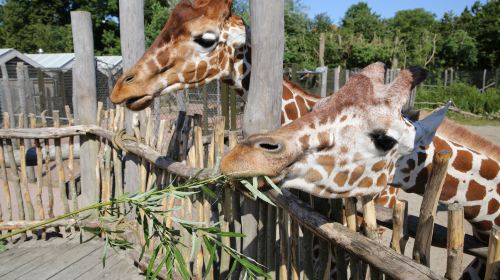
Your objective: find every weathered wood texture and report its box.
[267,189,445,280]
[413,150,451,266]
[119,0,145,195]
[445,203,464,280]
[485,226,500,280]
[71,11,99,207]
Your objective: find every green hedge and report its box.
[415,83,500,115]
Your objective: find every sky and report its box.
[302,0,486,23]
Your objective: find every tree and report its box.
[341,2,383,41]
[439,29,477,68]
[312,12,333,32]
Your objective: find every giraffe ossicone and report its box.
[221,62,449,198]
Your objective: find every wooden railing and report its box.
[0,107,498,280]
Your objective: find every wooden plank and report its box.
[18,114,35,222]
[40,112,55,220]
[267,189,445,280]
[1,64,15,126]
[49,243,118,280]
[391,199,408,254]
[19,241,102,280]
[413,150,451,266]
[0,139,12,222]
[71,11,99,207]
[0,244,60,277]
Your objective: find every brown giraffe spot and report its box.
[376,174,387,187]
[466,180,487,201]
[317,155,335,174]
[333,171,349,186]
[348,166,365,185]
[439,175,459,201]
[281,111,285,122]
[433,137,452,153]
[471,220,492,231]
[488,199,499,215]
[238,63,244,75]
[299,135,310,150]
[464,205,482,220]
[407,165,431,195]
[209,56,218,65]
[207,67,219,77]
[295,96,309,117]
[358,177,373,188]
[196,61,208,80]
[284,103,298,120]
[283,88,293,100]
[371,160,385,172]
[340,115,347,122]
[340,146,349,154]
[184,69,196,82]
[452,150,473,173]
[376,195,389,206]
[305,169,322,183]
[339,159,348,167]
[479,158,499,180]
[496,215,500,226]
[417,152,427,166]
[317,132,330,150]
[223,33,229,40]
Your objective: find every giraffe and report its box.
[221,62,500,278]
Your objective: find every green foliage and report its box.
[0,177,272,279]
[416,83,500,115]
[341,2,383,41]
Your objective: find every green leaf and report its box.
[200,185,217,199]
[102,236,109,268]
[146,245,160,279]
[173,246,191,280]
[241,180,276,206]
[264,176,282,194]
[202,236,216,278]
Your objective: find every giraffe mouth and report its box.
[126,95,154,111]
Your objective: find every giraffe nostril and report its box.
[123,74,135,84]
[257,142,282,152]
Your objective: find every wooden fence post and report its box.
[486,226,500,280]
[71,11,99,207]
[119,0,145,195]
[445,203,464,280]
[242,0,284,263]
[334,66,340,93]
[413,150,451,266]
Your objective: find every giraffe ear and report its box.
[385,67,428,109]
[412,101,451,146]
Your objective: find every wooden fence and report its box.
[0,106,498,279]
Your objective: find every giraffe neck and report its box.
[221,24,320,124]
[394,134,500,241]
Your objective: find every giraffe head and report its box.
[110,0,248,111]
[222,62,449,198]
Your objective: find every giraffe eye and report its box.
[194,33,218,49]
[256,142,282,153]
[369,129,398,152]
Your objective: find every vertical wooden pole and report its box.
[17,114,35,222]
[37,69,47,112]
[65,106,78,211]
[244,0,284,263]
[481,69,487,93]
[413,150,451,266]
[445,203,464,280]
[361,196,380,279]
[40,112,54,220]
[344,197,361,279]
[319,33,325,67]
[278,208,288,280]
[119,0,145,196]
[0,139,12,223]
[3,113,25,240]
[444,69,448,88]
[71,11,98,207]
[486,226,500,280]
[290,218,299,280]
[391,199,408,254]
[221,84,229,130]
[16,63,28,127]
[334,66,340,93]
[53,111,70,215]
[29,114,45,229]
[1,64,15,126]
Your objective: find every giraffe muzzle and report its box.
[125,95,154,111]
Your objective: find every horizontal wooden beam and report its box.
[267,189,445,280]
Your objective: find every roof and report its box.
[0,48,42,68]
[25,53,123,75]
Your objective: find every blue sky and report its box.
[302,0,486,23]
